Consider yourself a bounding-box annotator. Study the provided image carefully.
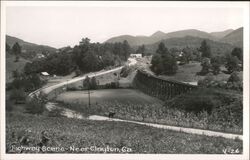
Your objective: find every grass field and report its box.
[56,89,163,106]
[6,112,242,154]
[158,62,235,83]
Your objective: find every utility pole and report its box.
[83,76,93,108]
[66,79,69,90]
[88,87,91,107]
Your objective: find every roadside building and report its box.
[130,54,142,58]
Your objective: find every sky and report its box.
[6,5,243,48]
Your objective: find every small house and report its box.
[130,54,142,58]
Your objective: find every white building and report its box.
[37,53,45,59]
[130,54,142,58]
[41,72,49,76]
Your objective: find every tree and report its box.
[136,45,146,57]
[101,51,115,67]
[81,50,101,72]
[90,77,98,89]
[151,43,178,75]
[83,76,91,89]
[198,58,211,75]
[28,73,43,90]
[181,47,193,64]
[210,56,222,75]
[12,42,21,62]
[150,54,163,75]
[6,43,11,52]
[199,40,211,58]
[231,47,243,62]
[156,42,169,55]
[122,40,131,60]
[161,54,178,75]
[225,55,240,73]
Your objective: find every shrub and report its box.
[104,82,119,89]
[198,73,214,87]
[212,92,243,126]
[211,56,222,75]
[226,72,242,91]
[25,95,46,115]
[226,82,243,91]
[48,107,64,117]
[120,66,131,78]
[66,86,78,91]
[166,88,219,114]
[228,72,241,83]
[9,89,26,104]
[6,100,13,112]
[197,58,211,75]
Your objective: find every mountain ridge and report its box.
[220,27,243,48]
[6,35,57,59]
[105,28,242,48]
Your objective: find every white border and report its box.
[1,1,249,160]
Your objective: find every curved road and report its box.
[29,66,123,97]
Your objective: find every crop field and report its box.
[6,112,242,154]
[56,89,163,106]
[55,88,242,134]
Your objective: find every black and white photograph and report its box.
[0,1,249,160]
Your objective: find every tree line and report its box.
[24,38,132,76]
[150,40,243,76]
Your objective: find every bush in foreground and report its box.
[25,94,47,115]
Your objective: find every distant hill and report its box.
[220,27,243,48]
[210,29,234,39]
[105,35,155,46]
[105,29,221,46]
[145,36,235,55]
[6,35,57,59]
[165,29,216,40]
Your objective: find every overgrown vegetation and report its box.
[198,72,242,91]
[6,113,242,153]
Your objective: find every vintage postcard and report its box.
[0,1,249,160]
